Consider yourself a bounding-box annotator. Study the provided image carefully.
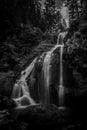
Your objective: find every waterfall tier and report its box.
[11,32,67,107]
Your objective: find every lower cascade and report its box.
[11,59,37,106]
[11,80,36,106]
[11,32,67,107]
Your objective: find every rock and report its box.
[11,105,72,129]
[1,96,87,130]
[0,71,16,97]
[0,95,17,110]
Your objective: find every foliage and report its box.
[63,0,87,88]
[0,24,43,72]
[64,20,87,87]
[64,0,87,24]
[43,0,61,30]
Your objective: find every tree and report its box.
[64,0,80,23]
[44,0,56,29]
[64,0,87,24]
[0,0,43,41]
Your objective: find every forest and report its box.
[0,0,87,130]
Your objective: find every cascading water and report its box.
[11,58,37,106]
[58,45,64,107]
[20,57,37,81]
[12,81,36,106]
[42,51,51,104]
[57,32,67,107]
[42,32,67,106]
[11,2,69,107]
[42,44,63,104]
[11,32,67,107]
[57,32,67,45]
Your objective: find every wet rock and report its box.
[0,95,17,110]
[0,71,17,97]
[0,96,87,130]
[11,105,72,128]
[9,104,87,130]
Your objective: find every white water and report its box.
[57,32,67,44]
[57,32,67,106]
[42,32,66,106]
[42,51,51,104]
[11,58,37,106]
[11,32,67,106]
[20,57,37,81]
[58,45,64,106]
[42,44,62,104]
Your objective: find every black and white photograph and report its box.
[0,0,87,130]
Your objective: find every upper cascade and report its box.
[57,32,67,45]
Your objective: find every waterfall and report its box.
[11,58,37,106]
[58,45,64,107]
[42,44,62,104]
[11,32,67,107]
[20,57,37,81]
[57,32,67,45]
[57,32,67,107]
[11,80,36,106]
[42,51,51,104]
[42,32,66,106]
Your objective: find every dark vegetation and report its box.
[0,0,61,97]
[0,0,87,130]
[64,0,87,88]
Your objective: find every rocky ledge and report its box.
[0,96,87,130]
